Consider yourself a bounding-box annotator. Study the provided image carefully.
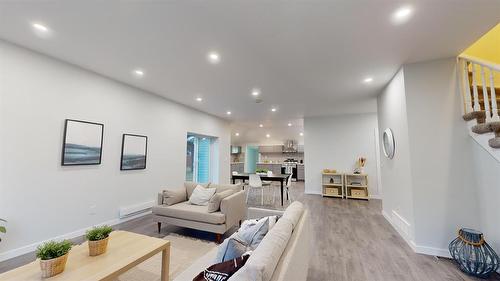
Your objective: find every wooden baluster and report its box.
[480,66,491,122]
[490,68,500,122]
[471,63,481,111]
[462,60,473,113]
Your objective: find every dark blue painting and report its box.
[121,134,147,170]
[62,119,104,166]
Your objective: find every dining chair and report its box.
[285,174,293,203]
[248,174,271,205]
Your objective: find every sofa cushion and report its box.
[185,182,210,198]
[238,216,273,249]
[152,202,225,224]
[162,188,187,206]
[211,183,242,193]
[282,201,304,228]
[189,185,217,206]
[194,254,250,281]
[208,189,235,213]
[214,233,251,263]
[244,217,294,281]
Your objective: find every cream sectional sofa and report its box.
[152,182,246,242]
[173,202,311,281]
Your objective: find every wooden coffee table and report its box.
[0,231,170,281]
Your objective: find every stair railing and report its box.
[459,55,500,122]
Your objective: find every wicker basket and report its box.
[39,253,69,278]
[88,236,109,256]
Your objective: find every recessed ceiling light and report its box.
[251,89,260,97]
[363,77,374,83]
[287,123,292,127]
[266,134,270,138]
[300,132,304,136]
[259,124,264,128]
[226,111,232,115]
[133,69,144,78]
[235,132,240,136]
[207,51,221,64]
[196,97,203,102]
[392,6,413,24]
[31,22,52,37]
[32,23,49,32]
[271,107,277,112]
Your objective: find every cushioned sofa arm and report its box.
[247,207,285,220]
[157,192,163,205]
[220,190,246,228]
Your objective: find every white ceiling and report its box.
[0,1,499,135]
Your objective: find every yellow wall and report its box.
[462,23,500,64]
[462,23,500,87]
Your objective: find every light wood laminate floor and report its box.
[1,182,498,281]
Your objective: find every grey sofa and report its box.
[152,182,246,242]
[173,202,311,281]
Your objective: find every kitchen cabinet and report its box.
[231,146,242,154]
[297,165,305,181]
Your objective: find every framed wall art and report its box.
[61,119,104,166]
[120,134,148,170]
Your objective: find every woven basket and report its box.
[88,236,109,256]
[39,253,69,278]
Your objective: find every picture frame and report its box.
[61,119,104,166]
[120,134,148,170]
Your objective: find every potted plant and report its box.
[86,225,113,256]
[255,168,268,176]
[36,240,72,278]
[0,219,6,242]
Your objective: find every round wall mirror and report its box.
[382,128,395,159]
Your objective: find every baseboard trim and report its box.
[413,243,451,258]
[0,211,151,263]
[382,210,416,252]
[382,210,450,258]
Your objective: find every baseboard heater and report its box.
[119,201,155,219]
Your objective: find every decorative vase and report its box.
[449,228,499,278]
[88,236,109,256]
[40,253,69,278]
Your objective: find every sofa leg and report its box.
[157,222,161,234]
[215,233,222,244]
[239,220,242,227]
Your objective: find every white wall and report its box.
[304,114,380,197]
[376,69,416,243]
[404,58,480,255]
[0,41,231,259]
[472,142,500,258]
[377,58,486,257]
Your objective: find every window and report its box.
[186,134,216,183]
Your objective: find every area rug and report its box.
[113,233,217,281]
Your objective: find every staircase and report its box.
[458,55,500,155]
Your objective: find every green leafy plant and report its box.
[36,240,72,260]
[0,219,6,242]
[255,168,269,173]
[86,225,113,241]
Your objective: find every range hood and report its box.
[282,140,298,153]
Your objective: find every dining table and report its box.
[231,173,290,206]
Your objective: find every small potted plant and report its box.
[0,219,6,242]
[36,240,72,278]
[86,225,113,256]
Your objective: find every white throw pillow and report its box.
[188,185,216,206]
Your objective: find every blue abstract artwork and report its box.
[62,119,104,166]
